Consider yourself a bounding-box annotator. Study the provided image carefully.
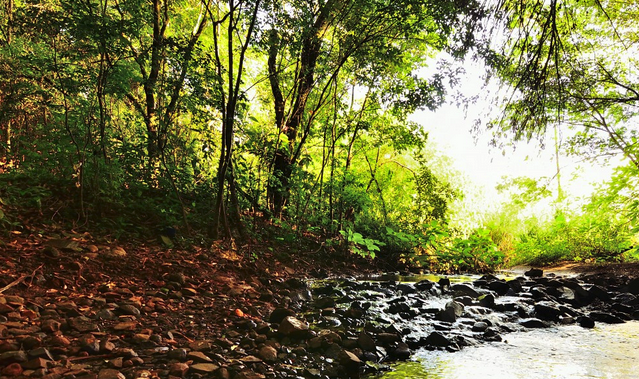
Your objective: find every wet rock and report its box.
[358,331,376,352]
[627,277,639,295]
[278,316,310,338]
[478,294,495,308]
[488,281,511,296]
[389,342,411,360]
[451,284,479,298]
[471,321,489,332]
[524,268,543,278]
[415,280,434,291]
[520,318,548,328]
[534,302,562,321]
[590,311,624,324]
[578,316,595,328]
[437,301,464,323]
[424,331,452,347]
[589,285,612,302]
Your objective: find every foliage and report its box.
[340,228,385,259]
[387,222,504,273]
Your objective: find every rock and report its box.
[240,355,262,363]
[269,308,295,323]
[233,370,265,379]
[590,311,625,324]
[534,302,562,321]
[524,268,543,278]
[188,340,212,351]
[167,348,188,361]
[187,351,212,362]
[424,332,452,347]
[22,357,50,369]
[50,335,71,346]
[40,319,61,333]
[357,331,376,352]
[437,301,464,323]
[29,347,54,360]
[189,363,219,374]
[578,316,596,328]
[258,346,278,362]
[118,304,141,316]
[1,362,23,376]
[278,316,310,337]
[488,281,511,296]
[377,332,400,345]
[624,277,639,295]
[589,285,612,301]
[97,369,126,379]
[471,321,489,332]
[96,309,116,320]
[520,318,548,328]
[338,350,362,367]
[451,284,479,298]
[113,321,137,331]
[169,363,189,377]
[389,342,411,360]
[69,316,99,332]
[0,350,28,363]
[478,294,495,308]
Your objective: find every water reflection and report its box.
[372,321,639,379]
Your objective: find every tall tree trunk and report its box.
[210,0,259,239]
[267,1,337,215]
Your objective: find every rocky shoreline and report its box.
[2,268,639,379]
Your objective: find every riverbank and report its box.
[1,233,639,379]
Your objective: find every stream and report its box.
[354,272,639,379]
[372,321,639,378]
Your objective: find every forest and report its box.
[1,0,638,273]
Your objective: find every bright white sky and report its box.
[409,62,617,208]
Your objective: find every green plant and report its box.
[340,228,385,259]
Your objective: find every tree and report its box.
[262,0,487,215]
[490,0,639,166]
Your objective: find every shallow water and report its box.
[372,321,639,379]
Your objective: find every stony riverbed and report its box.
[1,268,639,379]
